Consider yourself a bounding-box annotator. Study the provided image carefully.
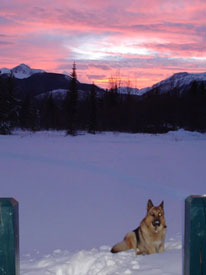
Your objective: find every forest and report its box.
[1,64,206,135]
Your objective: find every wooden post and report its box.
[184,195,206,275]
[0,198,19,275]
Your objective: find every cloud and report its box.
[89,64,110,71]
[0,0,206,88]
[0,40,13,45]
[87,74,106,80]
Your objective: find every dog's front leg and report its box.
[136,249,143,255]
[146,246,156,254]
[158,243,165,253]
[136,247,147,255]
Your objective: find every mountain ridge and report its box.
[1,64,206,98]
[141,72,206,96]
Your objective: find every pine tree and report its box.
[45,94,57,130]
[20,95,38,131]
[0,74,19,135]
[66,62,78,135]
[88,83,97,134]
[0,81,11,135]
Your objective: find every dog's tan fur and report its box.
[111,200,167,255]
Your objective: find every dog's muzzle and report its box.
[152,219,160,227]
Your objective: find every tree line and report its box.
[1,64,206,135]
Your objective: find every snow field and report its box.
[1,129,206,274]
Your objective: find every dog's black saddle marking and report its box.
[133,227,140,244]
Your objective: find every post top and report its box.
[185,195,206,203]
[0,198,18,206]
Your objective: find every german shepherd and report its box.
[111,200,167,255]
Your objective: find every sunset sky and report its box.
[0,0,206,88]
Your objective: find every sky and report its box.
[0,0,206,89]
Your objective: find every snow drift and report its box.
[21,240,181,275]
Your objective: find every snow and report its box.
[118,72,206,96]
[138,87,151,95]
[145,72,206,95]
[0,67,11,74]
[1,129,206,274]
[0,64,45,79]
[36,89,68,101]
[48,89,68,99]
[117,86,152,96]
[118,87,140,95]
[21,242,181,275]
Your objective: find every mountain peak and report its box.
[12,64,32,78]
[140,71,206,96]
[13,63,31,71]
[0,64,45,79]
[171,72,188,78]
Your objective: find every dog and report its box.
[111,200,167,255]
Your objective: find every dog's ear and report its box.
[147,199,153,212]
[159,200,164,209]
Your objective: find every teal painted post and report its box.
[0,198,19,275]
[184,195,206,275]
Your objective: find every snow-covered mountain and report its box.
[139,72,206,96]
[117,86,140,95]
[0,64,105,101]
[1,64,206,98]
[0,64,45,79]
[111,72,206,97]
[36,86,103,103]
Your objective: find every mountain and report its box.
[0,64,45,79]
[1,64,206,133]
[1,64,206,98]
[14,72,73,99]
[0,64,104,101]
[104,72,206,97]
[117,86,140,95]
[140,72,206,96]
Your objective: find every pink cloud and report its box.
[0,0,206,88]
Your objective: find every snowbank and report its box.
[21,240,182,275]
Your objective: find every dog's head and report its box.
[146,199,166,233]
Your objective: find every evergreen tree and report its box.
[0,74,19,135]
[0,80,11,135]
[66,62,78,135]
[45,94,57,130]
[88,83,97,134]
[7,73,20,129]
[108,83,118,107]
[20,95,38,131]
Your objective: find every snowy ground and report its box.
[1,129,206,274]
[21,241,181,275]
